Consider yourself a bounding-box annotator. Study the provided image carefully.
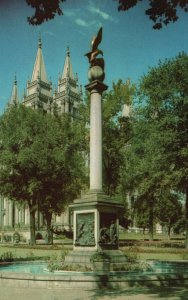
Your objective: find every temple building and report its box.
[0,37,82,243]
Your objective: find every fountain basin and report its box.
[1,261,188,289]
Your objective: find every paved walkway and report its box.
[0,286,188,300]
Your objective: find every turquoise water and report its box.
[146,261,188,274]
[0,261,188,275]
[0,262,48,274]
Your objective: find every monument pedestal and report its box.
[64,191,127,270]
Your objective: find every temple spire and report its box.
[54,47,82,116]
[31,35,48,82]
[23,36,52,112]
[9,75,19,106]
[61,46,74,80]
[122,104,131,118]
[38,32,42,48]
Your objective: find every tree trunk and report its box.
[149,204,154,241]
[45,213,53,245]
[167,225,171,241]
[185,188,188,248]
[149,225,154,241]
[29,209,36,245]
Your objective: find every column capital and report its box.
[85,80,108,94]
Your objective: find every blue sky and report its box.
[0,0,188,113]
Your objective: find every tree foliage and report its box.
[117,0,188,29]
[25,0,188,28]
[102,80,135,196]
[138,52,188,191]
[139,53,188,245]
[157,190,183,238]
[26,0,65,25]
[123,53,188,243]
[0,105,86,244]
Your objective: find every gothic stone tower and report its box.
[23,36,53,112]
[53,47,82,116]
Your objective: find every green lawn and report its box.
[119,231,185,241]
[121,246,188,261]
[119,232,188,261]
[1,244,187,261]
[0,244,66,260]
[0,232,187,262]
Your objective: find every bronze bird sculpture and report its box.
[85,27,104,69]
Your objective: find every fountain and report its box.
[1,28,188,290]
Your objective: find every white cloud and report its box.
[75,18,88,27]
[63,2,113,29]
[64,10,77,18]
[75,18,102,29]
[43,31,56,37]
[88,6,111,20]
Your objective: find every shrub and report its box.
[113,261,152,272]
[90,251,110,262]
[61,264,92,272]
[0,251,14,262]
[47,250,69,272]
[47,259,61,272]
[122,245,140,263]
[61,249,69,260]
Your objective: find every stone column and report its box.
[12,202,15,228]
[21,207,25,225]
[8,201,12,227]
[15,207,19,225]
[18,209,21,225]
[25,207,29,225]
[0,197,3,227]
[86,80,107,191]
[4,199,9,226]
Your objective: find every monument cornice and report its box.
[71,191,123,208]
[85,80,108,94]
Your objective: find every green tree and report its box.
[134,190,183,239]
[140,53,188,247]
[35,114,87,244]
[102,80,135,196]
[120,106,160,240]
[157,191,183,239]
[0,105,86,245]
[125,53,188,246]
[136,209,150,235]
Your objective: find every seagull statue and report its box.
[85,27,104,69]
